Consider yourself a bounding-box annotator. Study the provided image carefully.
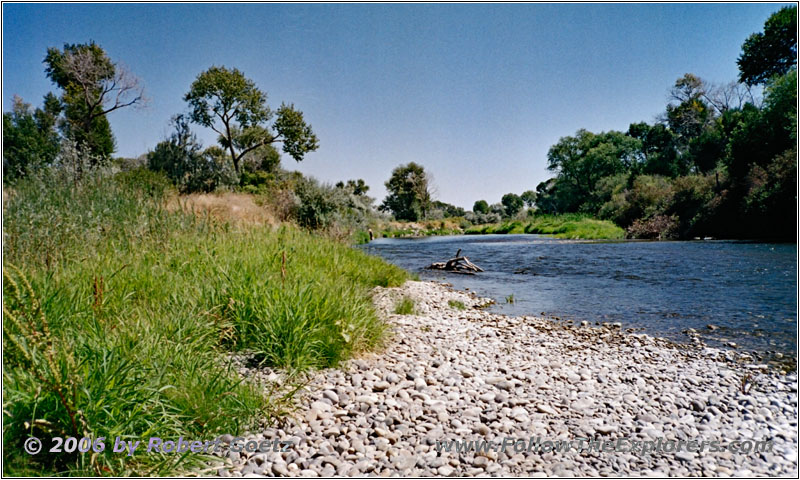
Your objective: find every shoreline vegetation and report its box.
[2,7,796,476]
[2,170,408,476]
[374,215,626,241]
[210,281,797,476]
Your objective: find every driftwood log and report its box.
[425,249,484,275]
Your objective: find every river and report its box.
[361,234,797,357]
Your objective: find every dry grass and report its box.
[168,192,277,226]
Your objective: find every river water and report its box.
[360,234,797,356]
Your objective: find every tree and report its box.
[380,162,432,221]
[665,74,713,148]
[472,200,489,214]
[44,42,144,160]
[501,193,523,217]
[240,144,281,174]
[738,6,797,86]
[520,190,537,208]
[3,95,61,182]
[184,66,318,173]
[546,129,641,209]
[147,115,235,193]
[336,179,370,196]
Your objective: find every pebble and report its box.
[212,281,798,478]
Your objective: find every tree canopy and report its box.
[737,6,797,86]
[472,200,489,214]
[184,66,319,173]
[44,42,144,160]
[501,193,523,217]
[380,162,432,221]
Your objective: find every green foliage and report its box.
[290,175,377,242]
[738,6,797,86]
[464,214,624,239]
[3,166,408,475]
[501,193,524,218]
[147,115,237,193]
[546,129,641,211]
[520,190,537,208]
[3,95,61,182]
[43,42,141,161]
[380,162,432,221]
[430,200,466,219]
[336,179,369,196]
[525,214,626,239]
[394,297,416,315]
[448,299,466,310]
[184,66,318,173]
[472,199,489,214]
[599,175,673,228]
[533,9,796,241]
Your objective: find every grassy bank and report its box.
[2,168,408,476]
[465,214,625,239]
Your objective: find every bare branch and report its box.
[62,50,146,121]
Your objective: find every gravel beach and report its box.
[213,280,798,477]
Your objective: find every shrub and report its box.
[627,214,680,239]
[147,116,237,193]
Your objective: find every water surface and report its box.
[361,235,797,355]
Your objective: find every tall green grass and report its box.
[465,214,624,239]
[2,167,408,475]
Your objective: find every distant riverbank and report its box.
[465,214,625,240]
[376,214,625,241]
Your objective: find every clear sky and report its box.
[2,3,790,209]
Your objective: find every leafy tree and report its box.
[546,129,641,211]
[738,6,797,86]
[3,95,61,182]
[627,122,681,177]
[147,115,235,193]
[520,190,537,208]
[380,162,432,221]
[501,193,523,217]
[665,74,714,156]
[184,66,318,173]
[44,42,144,161]
[472,200,489,214]
[431,200,465,218]
[343,179,370,196]
[240,144,281,174]
[489,203,506,217]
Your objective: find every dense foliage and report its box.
[380,162,432,221]
[533,8,796,239]
[2,163,407,476]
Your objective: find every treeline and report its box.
[536,7,797,240]
[3,42,387,241]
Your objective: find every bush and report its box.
[627,214,680,239]
[147,116,237,193]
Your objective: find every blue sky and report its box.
[2,3,789,208]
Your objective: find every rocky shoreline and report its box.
[211,281,798,477]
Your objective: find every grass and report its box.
[465,214,625,239]
[505,294,515,304]
[2,167,408,476]
[448,299,466,310]
[394,297,416,315]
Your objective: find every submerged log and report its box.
[425,250,484,274]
